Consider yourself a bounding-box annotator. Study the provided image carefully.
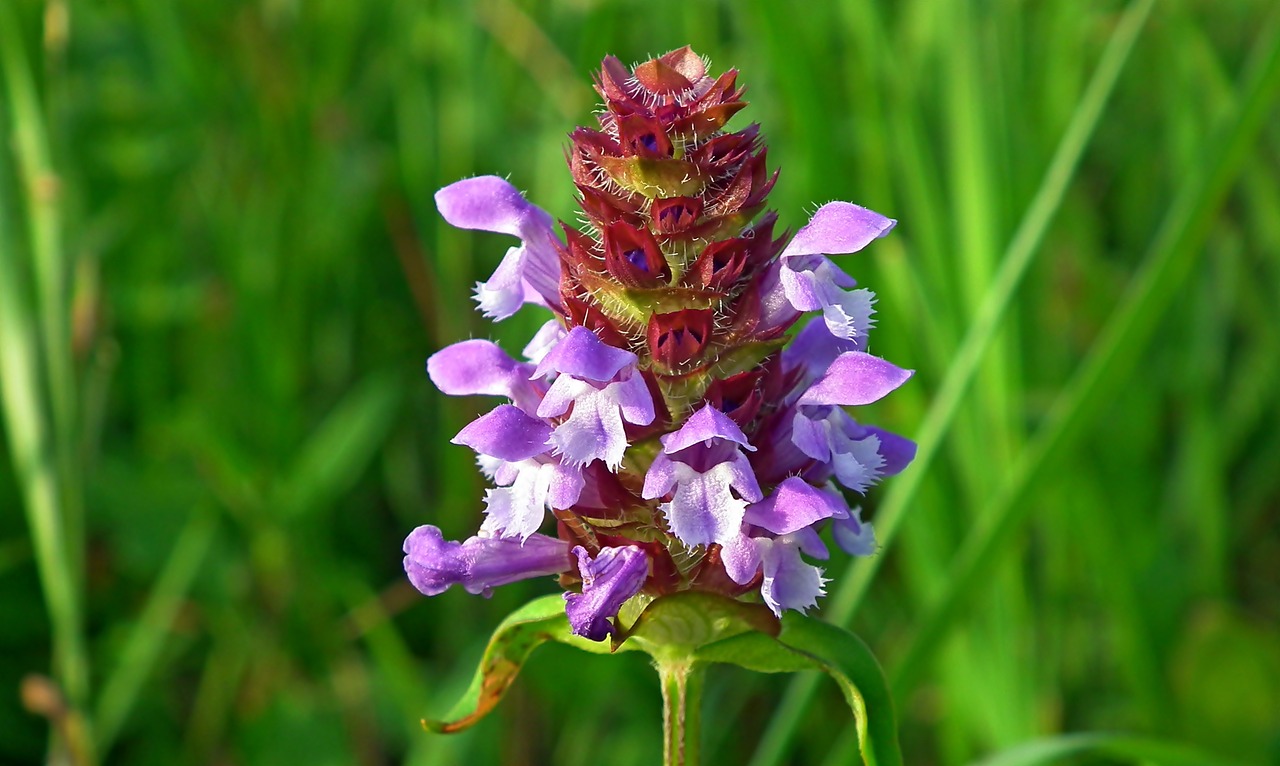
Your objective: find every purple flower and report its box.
[720,480,849,616]
[427,338,545,415]
[564,545,650,641]
[436,176,564,320]
[403,525,572,597]
[453,404,584,540]
[744,477,849,535]
[722,527,830,616]
[405,48,916,627]
[774,202,895,342]
[786,351,916,493]
[642,405,763,548]
[796,409,917,492]
[533,327,655,470]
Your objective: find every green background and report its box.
[2,0,1278,764]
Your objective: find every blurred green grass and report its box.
[1,0,1278,764]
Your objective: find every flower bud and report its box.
[647,308,714,372]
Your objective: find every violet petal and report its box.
[403,525,571,597]
[542,379,629,469]
[660,404,754,454]
[828,433,886,494]
[533,326,636,382]
[641,452,678,499]
[819,287,876,344]
[778,254,838,312]
[473,246,529,319]
[797,351,913,407]
[613,373,657,427]
[545,461,587,510]
[792,526,830,560]
[452,404,552,462]
[661,460,755,547]
[744,477,848,536]
[564,546,649,641]
[790,409,832,463]
[833,509,877,557]
[479,461,554,540]
[724,451,765,503]
[781,201,896,258]
[523,320,567,364]
[861,426,917,476]
[427,340,536,400]
[435,175,553,241]
[721,530,762,585]
[758,536,828,616]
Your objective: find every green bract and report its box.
[424,592,902,766]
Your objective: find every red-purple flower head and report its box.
[405,47,915,640]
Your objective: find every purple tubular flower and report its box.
[534,327,655,469]
[453,404,552,460]
[773,202,895,341]
[643,405,763,547]
[797,351,914,407]
[403,525,572,597]
[453,404,584,540]
[427,339,544,415]
[777,351,916,493]
[744,477,848,535]
[722,528,829,616]
[564,545,650,641]
[435,176,564,320]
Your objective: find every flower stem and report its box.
[658,657,705,766]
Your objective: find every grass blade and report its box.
[888,3,1280,698]
[0,17,91,758]
[969,732,1249,766]
[93,509,218,753]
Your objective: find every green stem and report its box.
[658,657,705,766]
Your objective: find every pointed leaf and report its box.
[696,613,901,766]
[421,594,625,734]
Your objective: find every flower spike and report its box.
[406,46,914,634]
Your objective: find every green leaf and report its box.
[621,591,779,656]
[695,631,816,674]
[697,613,901,766]
[421,594,622,734]
[425,593,897,766]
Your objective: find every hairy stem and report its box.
[658,657,705,766]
